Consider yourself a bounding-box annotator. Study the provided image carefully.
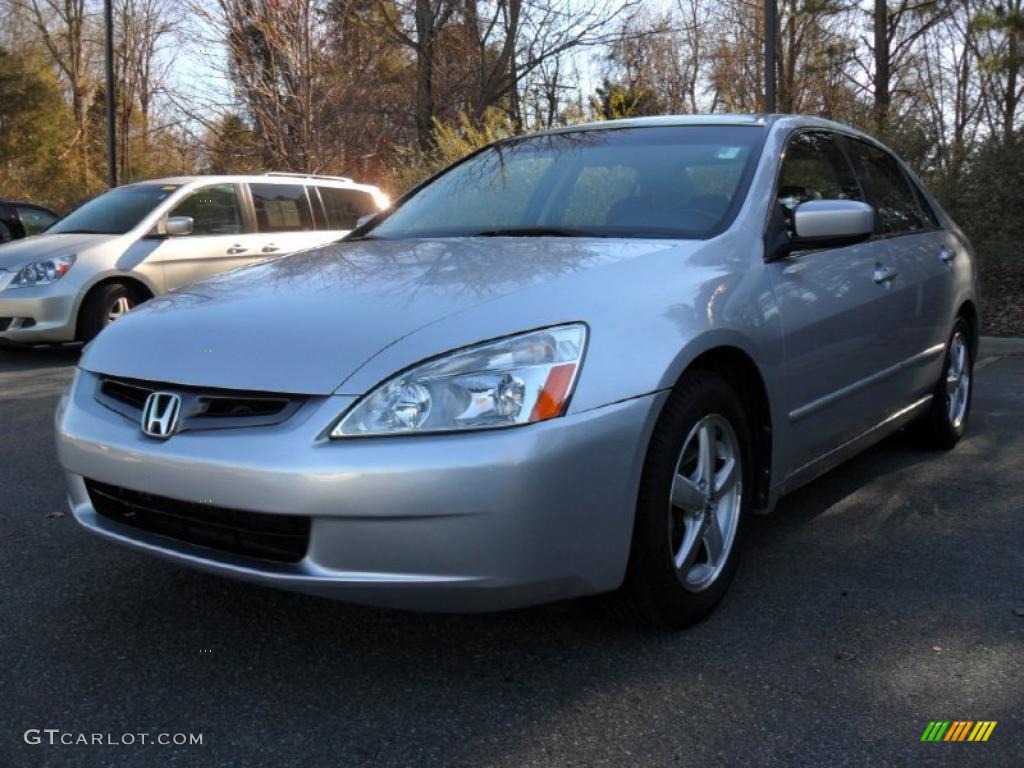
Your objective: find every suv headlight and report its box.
[331,324,587,437]
[12,255,76,287]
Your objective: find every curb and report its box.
[980,336,1024,356]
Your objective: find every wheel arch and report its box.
[957,299,979,353]
[674,344,774,511]
[74,274,157,340]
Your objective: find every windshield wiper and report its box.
[470,226,607,238]
[51,229,113,235]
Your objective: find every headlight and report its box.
[12,255,76,287]
[331,324,587,437]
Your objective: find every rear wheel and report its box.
[610,370,751,629]
[912,317,973,449]
[77,282,142,342]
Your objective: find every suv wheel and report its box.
[78,282,141,342]
[610,370,751,629]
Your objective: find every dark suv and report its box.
[0,200,59,243]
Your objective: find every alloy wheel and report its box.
[946,330,970,430]
[106,296,134,325]
[668,414,743,593]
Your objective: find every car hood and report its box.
[0,233,119,266]
[0,233,115,268]
[80,237,687,395]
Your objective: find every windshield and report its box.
[366,125,765,240]
[49,183,181,235]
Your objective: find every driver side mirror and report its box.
[791,199,874,250]
[165,216,194,237]
[767,199,875,261]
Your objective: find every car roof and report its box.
[119,174,382,194]
[539,114,774,135]
[522,113,885,146]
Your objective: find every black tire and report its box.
[911,317,974,450]
[609,370,753,629]
[77,282,141,342]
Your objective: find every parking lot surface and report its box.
[3,341,1021,767]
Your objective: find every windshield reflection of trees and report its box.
[371,130,619,238]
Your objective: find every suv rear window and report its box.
[318,186,377,229]
[249,183,314,233]
[17,206,56,235]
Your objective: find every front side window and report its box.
[169,184,243,236]
[366,125,766,240]
[318,187,378,229]
[776,131,863,234]
[49,184,180,235]
[17,206,56,235]
[249,183,314,233]
[845,139,929,235]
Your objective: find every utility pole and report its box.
[764,0,777,113]
[104,0,117,187]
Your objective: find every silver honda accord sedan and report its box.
[55,115,978,627]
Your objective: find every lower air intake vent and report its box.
[85,479,310,563]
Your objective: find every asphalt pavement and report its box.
[2,340,1022,768]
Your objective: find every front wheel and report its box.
[610,370,752,629]
[77,282,141,342]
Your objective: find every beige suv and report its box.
[0,173,388,344]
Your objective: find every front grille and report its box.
[101,378,150,408]
[96,376,301,431]
[85,479,310,563]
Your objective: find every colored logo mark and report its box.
[921,721,997,742]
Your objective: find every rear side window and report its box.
[776,131,863,233]
[318,186,377,230]
[907,175,940,228]
[249,183,314,233]
[169,184,243,235]
[17,206,56,235]
[845,139,929,235]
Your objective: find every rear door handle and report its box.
[261,244,280,253]
[873,265,899,285]
[939,247,956,264]
[227,245,248,255]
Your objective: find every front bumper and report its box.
[0,284,78,343]
[57,370,665,611]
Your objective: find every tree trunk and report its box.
[873,0,890,132]
[414,0,437,151]
[1004,0,1020,145]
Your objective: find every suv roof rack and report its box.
[264,171,354,183]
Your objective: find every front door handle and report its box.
[873,265,899,285]
[227,245,248,255]
[261,244,280,253]
[939,247,956,265]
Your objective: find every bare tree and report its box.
[859,0,951,132]
[114,0,176,179]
